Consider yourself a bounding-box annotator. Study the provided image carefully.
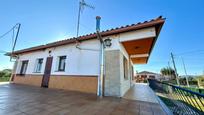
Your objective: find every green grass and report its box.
[182,86,204,94]
[158,95,176,107]
[162,80,204,94]
[177,94,204,113]
[0,77,10,82]
[157,93,204,114]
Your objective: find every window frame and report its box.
[34,58,43,73]
[20,60,29,76]
[57,56,66,72]
[123,56,128,80]
[132,66,134,80]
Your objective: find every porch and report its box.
[123,83,158,103]
[0,83,167,115]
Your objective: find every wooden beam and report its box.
[130,54,149,58]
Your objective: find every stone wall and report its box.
[104,50,121,97]
[104,50,132,97]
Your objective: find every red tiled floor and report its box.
[0,84,167,115]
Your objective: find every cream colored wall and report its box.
[15,39,100,76]
[49,76,98,94]
[13,75,43,86]
[119,27,156,42]
[13,27,156,97]
[13,74,98,94]
[119,51,131,96]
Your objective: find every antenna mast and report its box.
[76,0,94,38]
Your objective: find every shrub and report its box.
[0,69,12,82]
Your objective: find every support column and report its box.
[104,50,121,97]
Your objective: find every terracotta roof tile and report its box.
[10,16,165,55]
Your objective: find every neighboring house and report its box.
[134,71,163,82]
[8,16,165,97]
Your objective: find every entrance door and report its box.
[41,57,53,88]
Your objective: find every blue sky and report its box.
[0,0,204,75]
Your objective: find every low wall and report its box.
[12,74,98,94]
[13,74,43,87]
[49,75,98,94]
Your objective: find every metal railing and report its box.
[148,79,204,115]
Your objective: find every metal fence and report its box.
[148,79,204,115]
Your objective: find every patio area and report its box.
[123,83,159,103]
[0,83,167,115]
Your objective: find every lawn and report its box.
[183,86,204,94]
[157,92,204,114]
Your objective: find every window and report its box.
[123,56,128,80]
[132,66,134,80]
[34,58,43,73]
[20,60,28,75]
[58,56,66,71]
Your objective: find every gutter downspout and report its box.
[96,16,104,98]
[10,55,19,82]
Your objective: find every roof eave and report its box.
[145,19,165,63]
[10,17,165,56]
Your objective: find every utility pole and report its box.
[171,52,180,86]
[181,57,189,87]
[168,61,173,80]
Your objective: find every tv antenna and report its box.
[76,0,95,38]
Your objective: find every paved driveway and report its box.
[0,84,166,115]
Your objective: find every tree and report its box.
[160,67,176,79]
[0,69,12,78]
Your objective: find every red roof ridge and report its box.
[9,16,165,55]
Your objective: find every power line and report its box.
[0,24,19,39]
[0,23,21,60]
[79,23,95,35]
[12,28,15,48]
[174,49,204,56]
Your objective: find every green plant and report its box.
[0,69,12,82]
[160,67,176,79]
[144,79,148,83]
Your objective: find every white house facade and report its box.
[134,71,163,83]
[9,16,165,97]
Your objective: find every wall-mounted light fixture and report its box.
[104,38,112,47]
[48,50,52,56]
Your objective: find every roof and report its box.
[137,71,160,75]
[9,16,165,55]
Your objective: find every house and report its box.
[8,16,165,97]
[134,71,163,83]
